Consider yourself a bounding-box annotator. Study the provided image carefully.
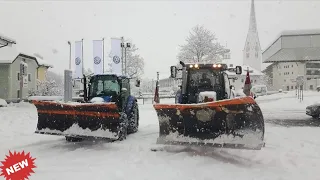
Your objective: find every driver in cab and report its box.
[104,80,119,95]
[199,73,212,90]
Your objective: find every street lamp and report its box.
[121,41,131,76]
[68,41,71,70]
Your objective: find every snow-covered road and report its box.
[1,91,320,180]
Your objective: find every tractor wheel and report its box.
[118,113,128,141]
[127,102,139,134]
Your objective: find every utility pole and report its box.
[102,38,105,73]
[120,37,131,76]
[121,37,124,75]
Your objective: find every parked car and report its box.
[306,102,320,118]
[250,85,267,97]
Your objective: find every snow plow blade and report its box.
[32,100,125,140]
[153,97,265,150]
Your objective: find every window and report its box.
[292,72,293,74]
[241,79,244,83]
[17,73,20,80]
[292,65,293,67]
[17,90,20,98]
[28,74,31,82]
[310,85,314,90]
[291,86,293,89]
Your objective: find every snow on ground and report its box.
[1,91,320,180]
[0,98,7,107]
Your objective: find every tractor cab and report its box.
[170,61,242,104]
[84,74,140,109]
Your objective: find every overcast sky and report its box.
[0,0,319,79]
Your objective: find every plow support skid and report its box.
[32,100,124,140]
[153,97,265,150]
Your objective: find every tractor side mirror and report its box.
[170,66,177,78]
[235,66,242,75]
[135,79,140,87]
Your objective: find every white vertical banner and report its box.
[93,40,103,75]
[110,38,122,75]
[74,40,83,78]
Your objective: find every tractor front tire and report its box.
[127,102,139,134]
[118,113,128,141]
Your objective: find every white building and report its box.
[262,29,320,91]
[223,53,264,91]
[158,77,181,93]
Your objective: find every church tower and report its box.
[243,0,262,72]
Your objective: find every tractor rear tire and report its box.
[127,103,139,134]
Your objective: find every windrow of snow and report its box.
[36,124,118,139]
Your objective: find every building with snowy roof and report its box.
[222,53,264,91]
[262,29,320,91]
[0,45,53,100]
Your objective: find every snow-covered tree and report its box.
[28,70,63,96]
[177,25,229,63]
[107,41,144,78]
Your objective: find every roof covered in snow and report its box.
[262,29,320,63]
[0,46,53,68]
[263,29,320,53]
[0,33,16,46]
[226,64,263,76]
[265,48,320,63]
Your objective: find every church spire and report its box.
[242,0,262,72]
[249,0,257,32]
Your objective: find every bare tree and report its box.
[177,25,228,63]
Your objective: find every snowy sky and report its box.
[0,0,319,79]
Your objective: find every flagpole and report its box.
[102,38,105,73]
[81,38,84,77]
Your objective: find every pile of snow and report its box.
[28,96,64,101]
[90,97,105,103]
[0,98,7,107]
[36,124,118,139]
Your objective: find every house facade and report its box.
[0,54,38,99]
[0,47,53,100]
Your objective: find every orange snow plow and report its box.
[153,62,265,150]
[32,100,125,141]
[31,74,141,142]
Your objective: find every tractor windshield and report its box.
[187,68,224,102]
[188,68,222,91]
[89,75,120,97]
